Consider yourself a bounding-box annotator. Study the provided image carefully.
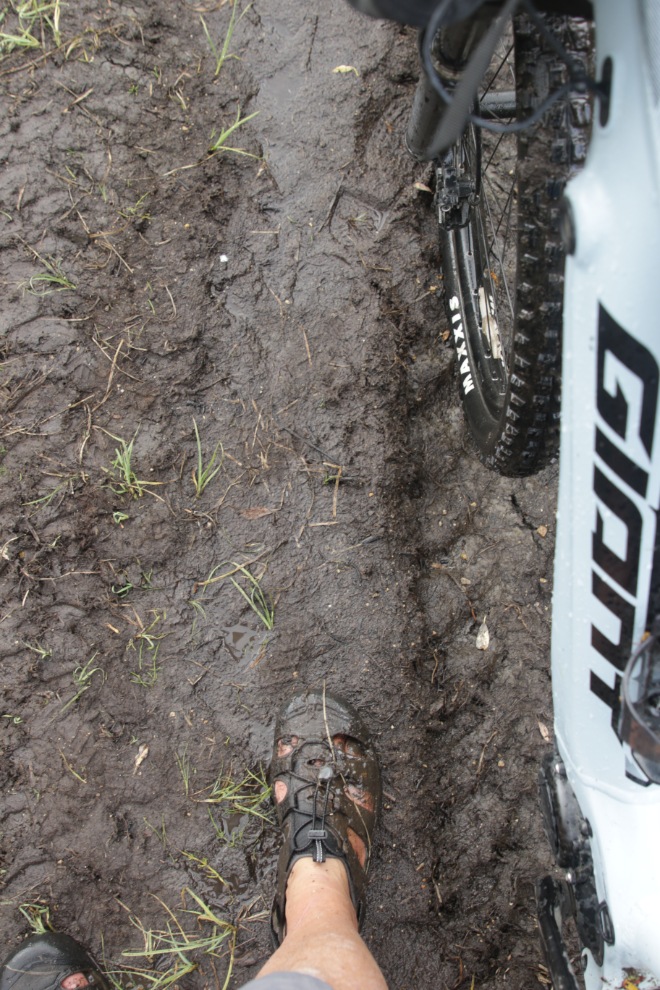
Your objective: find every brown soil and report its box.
[0,3,566,987]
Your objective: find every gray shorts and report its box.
[239,974,333,990]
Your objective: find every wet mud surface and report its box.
[1,2,568,987]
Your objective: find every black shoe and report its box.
[0,934,108,990]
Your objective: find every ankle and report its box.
[285,857,357,932]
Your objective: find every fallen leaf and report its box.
[133,744,149,774]
[460,577,471,585]
[476,617,490,650]
[538,720,550,743]
[537,525,548,537]
[333,65,359,76]
[413,182,432,193]
[431,562,442,568]
[442,329,450,342]
[241,507,271,519]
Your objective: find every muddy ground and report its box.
[0,2,571,987]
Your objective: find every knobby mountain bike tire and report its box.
[440,14,593,477]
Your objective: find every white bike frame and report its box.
[553,0,660,986]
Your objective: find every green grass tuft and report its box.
[199,0,252,78]
[103,891,237,990]
[192,418,224,496]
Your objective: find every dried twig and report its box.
[299,324,312,366]
[91,339,123,411]
[476,731,497,775]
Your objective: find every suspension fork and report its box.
[406,11,515,161]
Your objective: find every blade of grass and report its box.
[192,418,224,496]
[208,107,259,153]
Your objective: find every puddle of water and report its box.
[221,623,269,665]
[224,812,243,834]
[227,871,248,895]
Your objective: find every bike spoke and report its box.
[481,39,515,100]
[482,170,515,324]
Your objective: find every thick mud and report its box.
[1,2,569,987]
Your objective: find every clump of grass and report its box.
[177,757,272,825]
[112,566,155,598]
[21,640,52,659]
[101,431,161,500]
[175,745,195,798]
[0,0,64,57]
[192,418,224,496]
[119,192,151,220]
[208,105,260,155]
[204,765,274,846]
[57,653,104,717]
[200,1,251,78]
[102,431,142,497]
[127,610,166,688]
[178,850,229,889]
[19,902,53,934]
[203,560,274,629]
[228,562,274,629]
[19,256,75,296]
[203,764,272,815]
[103,890,237,990]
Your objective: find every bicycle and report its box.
[346,1,660,988]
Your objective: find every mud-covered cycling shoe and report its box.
[270,688,381,947]
[0,933,109,990]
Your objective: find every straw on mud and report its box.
[79,403,92,464]
[322,680,372,861]
[299,324,312,366]
[91,338,142,384]
[268,285,285,319]
[272,417,334,461]
[63,86,94,110]
[193,548,269,590]
[91,339,123,411]
[329,463,342,518]
[97,235,133,273]
[164,284,176,316]
[59,748,86,784]
[476,732,497,775]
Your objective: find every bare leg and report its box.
[256,857,387,990]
